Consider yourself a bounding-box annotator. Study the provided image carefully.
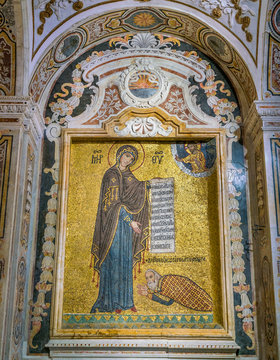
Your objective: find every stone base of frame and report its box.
[47,339,239,359]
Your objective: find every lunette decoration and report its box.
[30,8,257,105]
[29,32,255,353]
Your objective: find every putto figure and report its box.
[138,269,213,311]
[90,145,150,313]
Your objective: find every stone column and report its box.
[244,101,280,359]
[0,97,44,360]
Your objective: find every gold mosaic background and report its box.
[63,140,222,324]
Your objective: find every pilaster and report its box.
[243,100,280,360]
[0,96,44,360]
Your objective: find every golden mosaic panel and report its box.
[64,140,221,318]
[51,129,233,338]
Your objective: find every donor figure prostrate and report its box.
[137,269,213,311]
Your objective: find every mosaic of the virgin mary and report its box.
[90,145,150,313]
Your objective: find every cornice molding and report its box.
[244,101,280,143]
[47,338,240,357]
[0,97,45,143]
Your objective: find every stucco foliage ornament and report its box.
[196,0,256,41]
[109,32,180,49]
[48,34,238,129]
[45,68,98,126]
[228,168,256,350]
[114,117,172,137]
[36,0,85,34]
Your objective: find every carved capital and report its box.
[0,97,45,144]
[244,101,280,145]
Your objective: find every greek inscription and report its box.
[147,256,206,263]
[150,178,175,253]
[151,244,171,249]
[152,151,164,164]
[92,150,103,164]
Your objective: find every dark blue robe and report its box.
[90,163,149,313]
[90,207,134,312]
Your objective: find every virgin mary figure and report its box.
[90,145,150,313]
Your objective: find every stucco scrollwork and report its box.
[118,59,169,108]
[110,32,180,50]
[114,117,172,137]
[194,0,256,41]
[36,0,84,35]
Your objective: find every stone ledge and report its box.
[47,339,239,359]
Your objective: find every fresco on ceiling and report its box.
[32,3,259,59]
[0,0,16,95]
[29,33,255,355]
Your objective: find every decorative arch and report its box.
[28,8,257,118]
[28,26,257,357]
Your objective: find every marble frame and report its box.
[50,128,236,348]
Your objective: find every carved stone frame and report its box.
[49,124,238,357]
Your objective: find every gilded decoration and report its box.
[59,137,223,332]
[121,8,167,31]
[133,12,157,27]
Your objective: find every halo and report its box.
[108,142,145,172]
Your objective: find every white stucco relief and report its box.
[114,117,173,137]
